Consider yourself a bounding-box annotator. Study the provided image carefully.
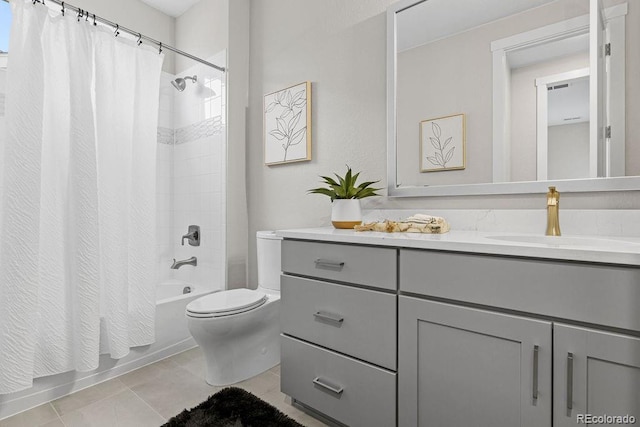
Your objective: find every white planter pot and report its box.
[331,199,362,229]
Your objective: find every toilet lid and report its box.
[186,289,267,317]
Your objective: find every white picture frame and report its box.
[263,81,311,165]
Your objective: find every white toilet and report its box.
[186,231,282,386]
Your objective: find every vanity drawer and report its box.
[281,239,397,290]
[400,249,640,331]
[281,335,396,427]
[281,275,397,370]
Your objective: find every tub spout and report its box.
[171,256,197,269]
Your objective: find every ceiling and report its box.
[139,0,201,18]
[396,0,556,52]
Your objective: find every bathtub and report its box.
[0,280,215,421]
[157,279,201,303]
[152,280,213,351]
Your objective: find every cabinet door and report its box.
[398,296,552,427]
[554,324,640,426]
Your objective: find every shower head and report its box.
[171,75,197,92]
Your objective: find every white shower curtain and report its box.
[0,0,163,393]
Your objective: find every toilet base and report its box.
[205,342,280,386]
[187,296,281,386]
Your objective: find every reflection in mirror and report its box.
[538,70,591,181]
[493,1,628,182]
[493,20,592,183]
[388,0,639,196]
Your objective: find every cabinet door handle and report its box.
[532,345,539,402]
[313,377,344,395]
[314,259,345,269]
[313,311,344,325]
[566,352,574,417]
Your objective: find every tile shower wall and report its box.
[157,52,227,292]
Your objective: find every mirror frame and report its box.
[387,0,640,197]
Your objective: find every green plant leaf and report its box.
[309,166,380,201]
[355,180,379,190]
[331,184,347,199]
[308,187,337,201]
[354,187,381,199]
[320,175,339,187]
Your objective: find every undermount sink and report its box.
[485,234,640,250]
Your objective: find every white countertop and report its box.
[276,227,640,266]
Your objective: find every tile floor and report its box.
[0,348,329,427]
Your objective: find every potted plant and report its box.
[308,166,381,229]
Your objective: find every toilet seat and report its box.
[186,289,268,318]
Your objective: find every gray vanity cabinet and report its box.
[280,239,398,427]
[553,324,640,426]
[398,296,553,427]
[280,235,640,427]
[399,248,640,427]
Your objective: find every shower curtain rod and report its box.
[2,0,226,73]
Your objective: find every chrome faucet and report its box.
[182,225,200,246]
[171,256,197,269]
[545,186,561,236]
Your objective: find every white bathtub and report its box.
[152,280,212,351]
[0,280,215,421]
[157,279,202,304]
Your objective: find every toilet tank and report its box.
[257,231,282,291]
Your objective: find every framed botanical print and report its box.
[420,113,466,172]
[263,81,311,165]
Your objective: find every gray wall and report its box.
[548,122,590,180]
[226,0,251,288]
[246,0,640,286]
[175,0,228,73]
[247,0,393,285]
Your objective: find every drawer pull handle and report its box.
[532,345,539,402]
[566,352,574,417]
[313,377,344,396]
[313,311,344,325]
[314,259,345,269]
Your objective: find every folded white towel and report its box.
[403,214,445,224]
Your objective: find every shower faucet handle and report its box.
[182,225,200,246]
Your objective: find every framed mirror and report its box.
[387,0,640,197]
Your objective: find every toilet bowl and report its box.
[186,231,282,386]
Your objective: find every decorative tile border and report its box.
[157,126,174,145]
[175,116,223,145]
